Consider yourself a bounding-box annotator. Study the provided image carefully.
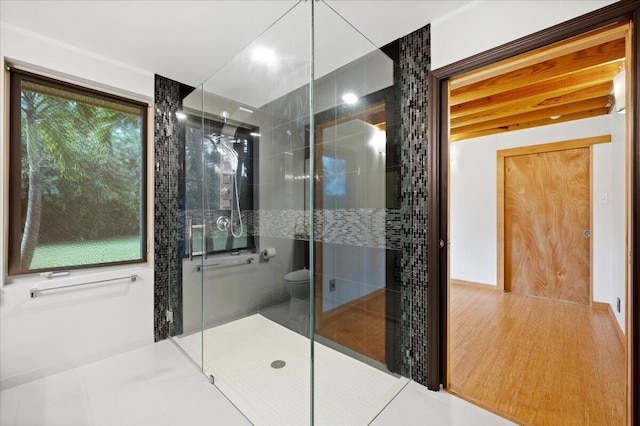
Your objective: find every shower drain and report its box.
[270,360,286,369]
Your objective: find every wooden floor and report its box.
[449,283,625,425]
[316,289,386,364]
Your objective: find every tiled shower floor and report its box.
[178,314,408,425]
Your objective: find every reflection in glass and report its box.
[322,156,347,196]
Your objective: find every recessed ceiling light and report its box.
[550,115,561,120]
[175,111,187,120]
[252,47,276,65]
[342,93,358,105]
[250,132,261,137]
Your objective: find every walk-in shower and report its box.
[166,1,413,424]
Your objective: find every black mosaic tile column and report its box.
[154,75,185,341]
[399,24,430,385]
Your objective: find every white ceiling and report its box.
[0,0,470,89]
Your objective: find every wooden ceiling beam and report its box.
[450,38,625,105]
[450,61,622,118]
[451,82,613,129]
[450,20,629,90]
[451,97,610,136]
[365,109,386,126]
[451,108,611,142]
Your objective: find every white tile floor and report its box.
[0,340,514,426]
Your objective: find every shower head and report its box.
[220,106,253,139]
[221,122,239,140]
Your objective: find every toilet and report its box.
[284,268,311,335]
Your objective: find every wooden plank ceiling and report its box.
[449,21,629,142]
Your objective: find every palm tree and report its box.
[18,81,142,270]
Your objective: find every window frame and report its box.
[8,69,148,276]
[182,113,257,257]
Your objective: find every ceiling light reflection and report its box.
[252,47,277,65]
[342,93,358,105]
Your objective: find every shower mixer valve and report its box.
[216,216,231,232]
[220,173,234,210]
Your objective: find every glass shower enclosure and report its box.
[168,1,412,424]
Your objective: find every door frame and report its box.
[427,1,640,424]
[497,135,611,303]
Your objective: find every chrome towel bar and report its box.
[30,274,137,298]
[197,257,253,272]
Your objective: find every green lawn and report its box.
[30,236,142,270]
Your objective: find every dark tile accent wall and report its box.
[154,75,185,341]
[399,24,431,385]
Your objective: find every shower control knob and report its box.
[217,216,231,232]
[221,187,232,199]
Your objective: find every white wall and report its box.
[609,110,627,330]
[430,0,617,70]
[0,23,155,388]
[449,115,627,330]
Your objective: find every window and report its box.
[322,156,347,196]
[184,115,255,254]
[8,70,147,275]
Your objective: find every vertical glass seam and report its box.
[309,0,316,424]
[200,88,206,373]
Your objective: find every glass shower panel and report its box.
[199,3,313,424]
[312,1,410,423]
[166,1,413,424]
[170,86,205,369]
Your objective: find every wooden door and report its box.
[504,147,590,305]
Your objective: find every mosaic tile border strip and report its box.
[181,209,403,250]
